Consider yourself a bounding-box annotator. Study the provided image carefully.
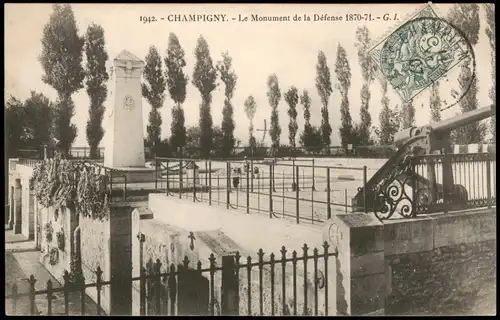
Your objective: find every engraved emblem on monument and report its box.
[328,223,340,247]
[123,95,135,111]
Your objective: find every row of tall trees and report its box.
[141,34,237,158]
[7,4,495,158]
[257,27,396,154]
[146,4,494,154]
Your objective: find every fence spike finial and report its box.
[183,255,190,268]
[323,241,330,251]
[96,266,103,277]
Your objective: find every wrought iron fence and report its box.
[18,158,44,167]
[15,155,369,222]
[412,152,496,213]
[152,157,368,224]
[5,242,337,316]
[373,152,496,220]
[69,147,104,159]
[16,147,104,160]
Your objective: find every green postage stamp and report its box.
[369,5,475,104]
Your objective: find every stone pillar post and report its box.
[27,190,35,240]
[221,255,239,316]
[21,176,31,239]
[34,196,40,249]
[323,214,385,315]
[9,186,15,229]
[109,204,133,315]
[13,179,22,234]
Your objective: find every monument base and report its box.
[109,167,156,183]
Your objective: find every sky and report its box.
[4,3,495,148]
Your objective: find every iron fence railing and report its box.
[16,147,105,160]
[16,155,369,223]
[18,158,44,167]
[412,152,496,214]
[152,157,368,224]
[5,242,337,316]
[372,152,496,220]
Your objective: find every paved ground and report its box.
[5,228,105,315]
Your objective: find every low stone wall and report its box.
[384,209,496,315]
[325,207,497,315]
[386,240,495,314]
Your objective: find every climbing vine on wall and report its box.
[30,153,109,220]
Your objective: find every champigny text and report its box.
[165,14,228,22]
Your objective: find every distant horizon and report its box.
[5,3,495,148]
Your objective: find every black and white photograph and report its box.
[4,2,496,316]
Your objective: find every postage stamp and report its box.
[369,5,476,106]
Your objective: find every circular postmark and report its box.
[380,17,476,111]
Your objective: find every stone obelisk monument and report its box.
[104,50,155,182]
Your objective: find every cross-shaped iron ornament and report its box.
[188,232,196,251]
[255,119,268,144]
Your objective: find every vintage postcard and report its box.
[5,2,496,317]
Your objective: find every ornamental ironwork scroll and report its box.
[373,155,416,220]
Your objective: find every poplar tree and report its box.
[299,90,322,151]
[485,3,496,141]
[334,44,353,149]
[284,86,299,148]
[84,23,109,158]
[355,26,376,145]
[142,46,167,156]
[400,101,416,130]
[448,4,485,143]
[39,4,85,156]
[267,74,282,151]
[315,51,333,147]
[192,36,218,157]
[430,82,442,123]
[244,95,257,149]
[165,32,188,150]
[216,51,238,156]
[378,79,399,145]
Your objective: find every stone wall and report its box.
[386,240,495,315]
[38,204,77,283]
[80,215,109,282]
[384,208,496,315]
[80,214,111,314]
